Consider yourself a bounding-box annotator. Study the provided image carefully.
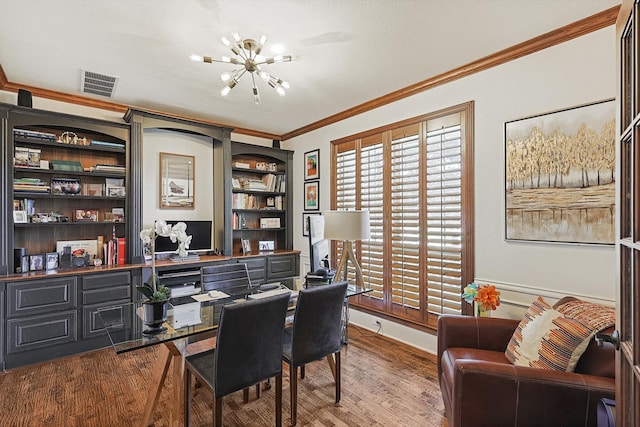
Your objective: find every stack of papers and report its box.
[191,290,230,302]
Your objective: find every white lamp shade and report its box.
[323,210,370,241]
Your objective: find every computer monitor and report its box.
[154,220,213,255]
[308,215,329,272]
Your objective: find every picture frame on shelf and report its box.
[304,181,319,211]
[241,239,251,254]
[107,186,126,197]
[30,254,44,271]
[266,196,276,208]
[13,210,28,223]
[259,240,275,252]
[45,252,59,270]
[304,149,319,180]
[73,209,99,222]
[302,212,321,237]
[160,152,195,209]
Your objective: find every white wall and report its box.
[283,26,616,354]
[141,128,214,228]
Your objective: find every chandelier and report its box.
[190,33,292,104]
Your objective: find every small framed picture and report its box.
[13,210,28,223]
[74,209,99,222]
[304,149,320,180]
[302,212,321,237]
[304,181,320,211]
[241,239,251,254]
[107,186,126,197]
[46,252,59,270]
[30,254,44,271]
[266,196,276,208]
[259,240,275,252]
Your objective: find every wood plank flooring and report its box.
[0,326,448,426]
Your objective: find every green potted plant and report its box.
[138,220,192,334]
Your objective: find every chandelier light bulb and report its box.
[220,86,231,97]
[259,71,271,81]
[232,32,241,42]
[276,86,286,96]
[221,36,230,47]
[220,72,232,82]
[189,54,203,62]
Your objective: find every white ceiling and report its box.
[0,0,619,137]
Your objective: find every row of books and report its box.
[83,164,126,174]
[13,128,56,141]
[235,174,286,193]
[14,177,50,193]
[100,236,126,266]
[91,140,125,149]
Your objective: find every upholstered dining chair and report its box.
[282,280,348,426]
[184,292,290,427]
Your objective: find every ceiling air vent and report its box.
[80,70,119,97]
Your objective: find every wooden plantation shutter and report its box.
[390,124,422,320]
[331,102,473,329]
[360,135,385,308]
[425,114,464,316]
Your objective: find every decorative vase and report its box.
[475,303,491,317]
[142,300,168,334]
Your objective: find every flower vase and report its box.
[142,300,168,335]
[475,303,491,317]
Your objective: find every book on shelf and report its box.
[27,148,41,168]
[94,164,126,173]
[14,146,29,167]
[13,128,56,141]
[90,140,125,149]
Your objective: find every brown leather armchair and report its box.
[437,315,615,427]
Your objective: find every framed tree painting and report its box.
[304,181,319,211]
[304,149,319,180]
[504,99,615,244]
[159,152,195,209]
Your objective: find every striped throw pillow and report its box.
[505,296,608,372]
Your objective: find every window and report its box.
[331,102,474,329]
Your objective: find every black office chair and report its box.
[184,292,290,427]
[201,263,253,297]
[282,281,348,426]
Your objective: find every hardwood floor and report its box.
[0,326,448,426]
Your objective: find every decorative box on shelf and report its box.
[260,218,281,229]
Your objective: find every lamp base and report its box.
[335,240,364,285]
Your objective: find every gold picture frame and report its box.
[159,152,195,209]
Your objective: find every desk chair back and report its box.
[184,292,290,427]
[214,293,290,396]
[201,263,251,297]
[288,281,348,366]
[283,280,348,425]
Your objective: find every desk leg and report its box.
[341,298,350,345]
[140,341,184,427]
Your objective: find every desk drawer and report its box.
[7,277,77,318]
[82,285,131,305]
[82,299,130,339]
[82,271,131,290]
[6,310,78,354]
[267,254,299,280]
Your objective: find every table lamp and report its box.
[323,210,370,284]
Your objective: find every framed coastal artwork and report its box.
[504,99,615,244]
[159,152,195,209]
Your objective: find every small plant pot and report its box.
[142,300,168,335]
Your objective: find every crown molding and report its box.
[0,5,619,142]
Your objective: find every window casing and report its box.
[331,102,474,329]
